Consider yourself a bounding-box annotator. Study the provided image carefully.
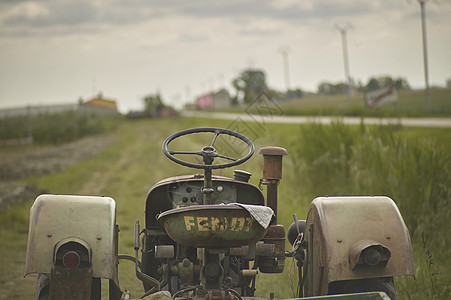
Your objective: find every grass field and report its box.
[0,116,449,299]
[223,88,451,118]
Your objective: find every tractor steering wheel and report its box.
[162,127,254,169]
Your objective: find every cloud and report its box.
[178,33,210,43]
[0,0,155,36]
[2,1,96,27]
[0,0,423,38]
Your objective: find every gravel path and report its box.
[0,134,118,210]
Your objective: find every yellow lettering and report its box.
[231,217,237,230]
[236,217,245,231]
[223,217,229,230]
[245,217,253,232]
[185,216,253,232]
[211,217,222,231]
[231,217,246,231]
[207,217,230,231]
[184,216,195,231]
[197,217,210,231]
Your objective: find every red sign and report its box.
[365,86,398,108]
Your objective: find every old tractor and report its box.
[25,127,414,300]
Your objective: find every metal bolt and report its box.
[97,236,102,240]
[386,236,391,240]
[47,234,52,238]
[337,239,342,243]
[182,258,190,267]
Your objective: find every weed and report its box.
[290,121,450,299]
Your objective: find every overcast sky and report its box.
[1,0,450,113]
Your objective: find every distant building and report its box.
[0,92,119,118]
[81,93,118,114]
[197,94,213,109]
[196,89,231,109]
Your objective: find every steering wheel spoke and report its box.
[169,150,203,156]
[210,131,221,147]
[214,153,238,162]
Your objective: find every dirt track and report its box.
[0,134,117,210]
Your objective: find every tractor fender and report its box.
[24,194,119,286]
[303,196,414,296]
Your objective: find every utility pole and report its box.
[418,0,431,112]
[279,45,291,91]
[335,22,352,101]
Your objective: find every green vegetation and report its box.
[318,75,411,95]
[0,117,449,299]
[288,122,450,299]
[0,110,120,144]
[224,88,451,118]
[232,69,270,104]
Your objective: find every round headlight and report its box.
[62,251,81,269]
[363,248,381,266]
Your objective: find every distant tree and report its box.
[143,93,165,116]
[393,77,410,90]
[365,78,380,91]
[317,81,347,95]
[362,76,410,92]
[284,88,304,100]
[232,69,268,103]
[447,78,451,88]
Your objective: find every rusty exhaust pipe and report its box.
[258,146,287,273]
[259,146,287,224]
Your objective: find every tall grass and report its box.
[0,111,120,144]
[290,121,450,299]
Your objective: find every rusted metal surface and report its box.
[233,170,252,182]
[259,146,287,180]
[259,224,286,273]
[145,175,265,229]
[24,194,119,285]
[157,205,268,248]
[147,175,264,205]
[49,266,92,300]
[259,147,287,224]
[304,196,415,296]
[258,146,288,157]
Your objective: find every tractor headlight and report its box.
[362,248,382,266]
[62,251,81,269]
[349,240,391,270]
